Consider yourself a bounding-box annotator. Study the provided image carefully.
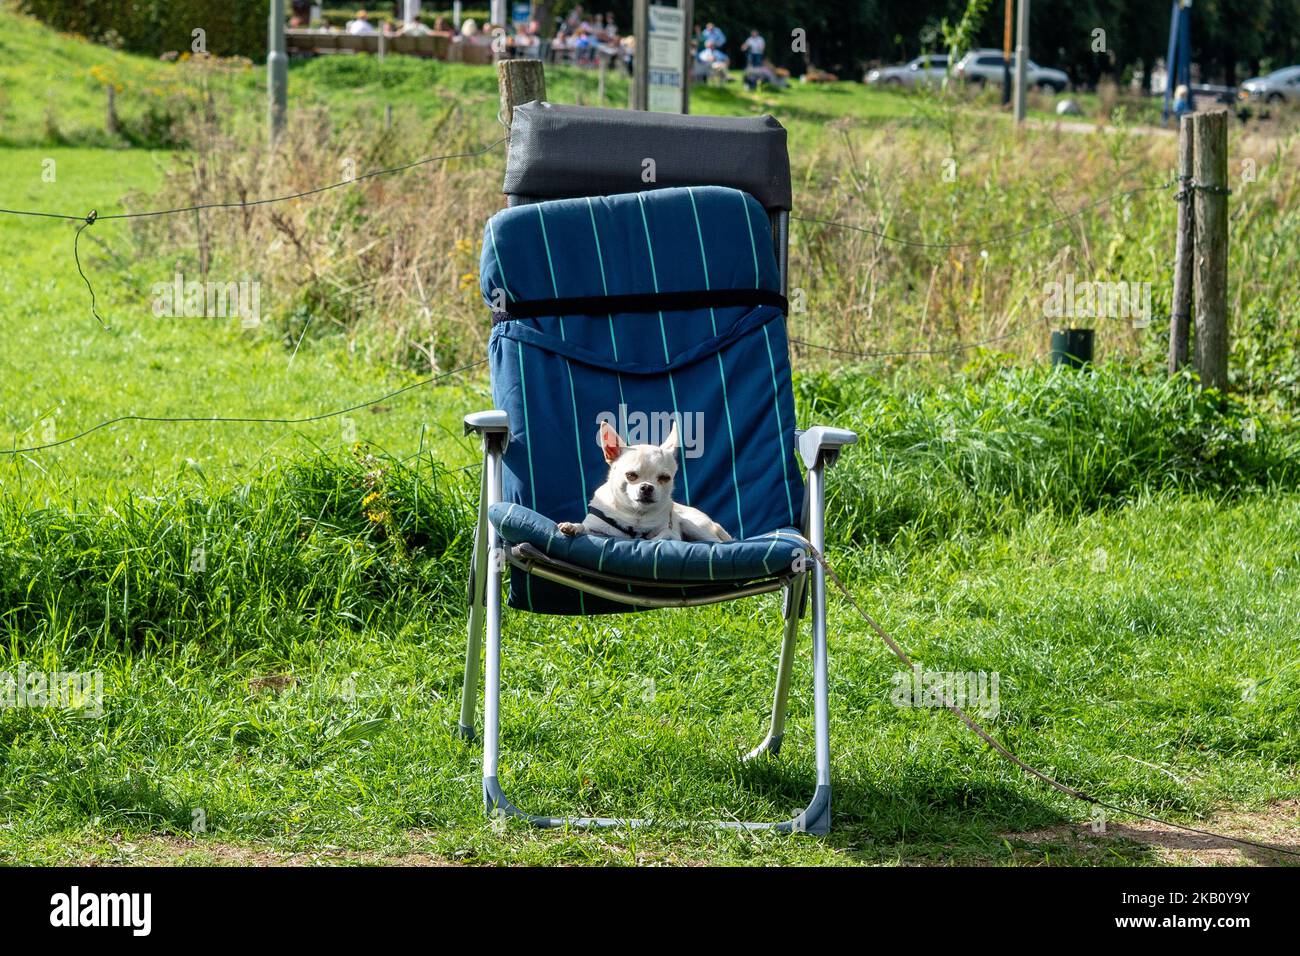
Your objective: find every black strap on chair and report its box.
[492,288,788,322]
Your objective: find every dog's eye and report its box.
[625,472,638,482]
[657,474,670,484]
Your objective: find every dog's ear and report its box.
[598,421,624,464]
[660,420,680,457]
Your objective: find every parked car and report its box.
[865,54,949,89]
[1238,65,1300,104]
[953,48,1069,92]
[1190,84,1238,107]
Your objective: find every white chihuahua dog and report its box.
[557,421,732,542]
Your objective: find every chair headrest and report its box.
[503,103,792,212]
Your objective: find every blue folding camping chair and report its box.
[459,103,856,833]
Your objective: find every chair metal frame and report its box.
[458,151,856,834]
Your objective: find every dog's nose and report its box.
[637,483,655,501]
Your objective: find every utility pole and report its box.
[268,0,287,145]
[1012,0,1029,123]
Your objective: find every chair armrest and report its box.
[796,425,858,471]
[465,410,510,452]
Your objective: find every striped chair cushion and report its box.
[489,502,805,583]
[480,185,803,614]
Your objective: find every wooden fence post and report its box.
[1168,113,1194,374]
[496,59,546,132]
[105,85,119,136]
[1192,108,1229,391]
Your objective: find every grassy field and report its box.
[1,6,1298,866]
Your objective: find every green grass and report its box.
[3,368,1299,865]
[2,483,1298,865]
[0,146,485,503]
[1,8,1298,866]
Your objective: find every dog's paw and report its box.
[557,521,584,536]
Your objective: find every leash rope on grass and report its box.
[0,359,486,456]
[802,542,1300,860]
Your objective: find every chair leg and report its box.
[457,463,490,741]
[743,572,806,761]
[797,463,832,835]
[478,439,517,817]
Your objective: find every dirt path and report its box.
[61,800,1299,866]
[1002,799,1300,866]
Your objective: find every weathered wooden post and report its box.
[496,59,546,130]
[1168,113,1195,373]
[1192,108,1229,391]
[105,84,119,136]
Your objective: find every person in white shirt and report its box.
[741,30,765,70]
[346,10,378,35]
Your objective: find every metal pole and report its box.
[268,0,288,145]
[632,0,648,110]
[1162,1,1180,124]
[1013,0,1029,123]
[1002,0,1012,105]
[680,0,693,114]
[807,466,831,790]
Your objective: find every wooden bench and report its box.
[286,29,452,60]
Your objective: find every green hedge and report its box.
[19,0,270,59]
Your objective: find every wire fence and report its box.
[0,133,1176,458]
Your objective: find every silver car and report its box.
[954,48,1069,93]
[1239,65,1300,104]
[866,55,950,89]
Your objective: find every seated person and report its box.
[697,39,730,75]
[346,10,378,35]
[744,58,788,90]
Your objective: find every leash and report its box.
[802,543,1300,859]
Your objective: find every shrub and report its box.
[19,0,269,59]
[0,450,473,650]
[798,365,1300,546]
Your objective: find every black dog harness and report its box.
[587,505,655,540]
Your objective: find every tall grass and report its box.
[0,448,473,653]
[801,364,1300,547]
[5,368,1296,650]
[124,76,503,372]
[113,61,1300,395]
